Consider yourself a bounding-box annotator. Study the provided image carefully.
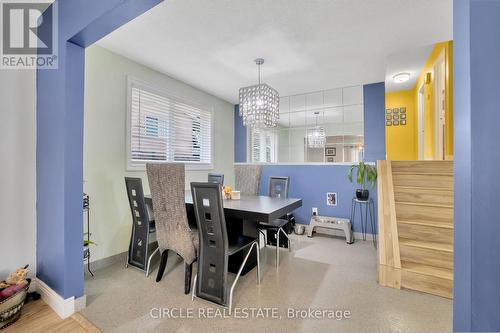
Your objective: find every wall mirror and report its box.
[248,85,364,164]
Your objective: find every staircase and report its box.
[377,161,453,298]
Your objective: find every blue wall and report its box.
[234,83,385,234]
[363,82,386,161]
[454,0,500,331]
[234,105,247,162]
[258,165,377,233]
[453,0,472,329]
[36,0,162,299]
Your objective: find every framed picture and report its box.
[386,108,392,114]
[326,156,335,163]
[393,120,399,126]
[392,108,399,114]
[400,113,407,119]
[393,114,399,120]
[386,120,392,126]
[400,107,406,113]
[327,192,337,206]
[386,114,392,120]
[400,120,406,125]
[325,147,336,156]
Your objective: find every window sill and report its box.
[234,162,375,166]
[127,162,214,172]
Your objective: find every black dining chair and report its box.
[259,176,292,268]
[190,182,260,313]
[208,173,224,186]
[124,177,159,277]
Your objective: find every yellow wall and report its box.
[413,41,454,160]
[385,41,454,160]
[385,90,417,160]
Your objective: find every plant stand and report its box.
[83,193,94,277]
[350,197,377,248]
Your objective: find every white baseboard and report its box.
[35,278,86,319]
[353,231,375,241]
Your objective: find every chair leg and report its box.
[191,274,197,301]
[256,242,260,284]
[259,229,266,247]
[279,227,291,252]
[229,242,258,315]
[275,228,291,268]
[156,250,168,282]
[185,262,193,294]
[146,247,160,277]
[276,229,280,268]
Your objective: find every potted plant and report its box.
[347,162,377,201]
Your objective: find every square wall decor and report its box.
[385,107,407,126]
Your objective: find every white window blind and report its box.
[129,81,212,168]
[250,129,276,163]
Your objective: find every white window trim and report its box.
[126,76,215,171]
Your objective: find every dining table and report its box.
[146,191,302,275]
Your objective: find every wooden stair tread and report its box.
[402,261,453,280]
[392,173,453,189]
[391,161,453,175]
[394,185,453,192]
[399,239,453,253]
[396,204,453,224]
[396,201,453,208]
[395,201,453,209]
[392,171,453,176]
[398,220,454,229]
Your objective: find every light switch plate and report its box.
[312,207,318,216]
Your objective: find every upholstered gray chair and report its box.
[146,163,198,294]
[235,165,262,195]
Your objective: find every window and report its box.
[250,128,277,162]
[127,78,212,169]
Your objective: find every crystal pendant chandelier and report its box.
[239,58,279,128]
[307,112,326,148]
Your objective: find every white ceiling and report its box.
[97,0,452,104]
[385,44,434,92]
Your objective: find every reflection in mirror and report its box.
[249,85,364,163]
[385,41,453,161]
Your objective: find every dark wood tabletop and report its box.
[185,193,302,223]
[146,192,302,223]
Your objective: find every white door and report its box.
[418,83,425,160]
[434,52,446,160]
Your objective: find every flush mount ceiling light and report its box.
[307,112,326,148]
[393,72,411,83]
[239,58,279,128]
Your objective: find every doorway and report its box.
[434,51,446,160]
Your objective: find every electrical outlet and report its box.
[312,207,318,216]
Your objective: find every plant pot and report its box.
[356,189,369,201]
